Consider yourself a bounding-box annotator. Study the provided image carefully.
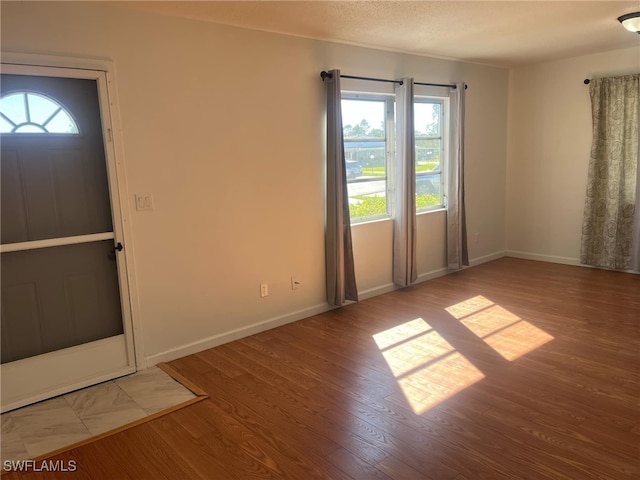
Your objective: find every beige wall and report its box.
[1,2,508,364]
[506,47,640,264]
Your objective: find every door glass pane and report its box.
[44,109,79,134]
[27,93,60,125]
[0,93,27,125]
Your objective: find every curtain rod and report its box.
[320,70,465,89]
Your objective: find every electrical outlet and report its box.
[291,276,300,291]
[474,232,480,243]
[260,283,269,297]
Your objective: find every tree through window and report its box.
[0,92,79,134]
[342,95,394,222]
[341,93,447,223]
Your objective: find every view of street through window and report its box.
[342,97,444,221]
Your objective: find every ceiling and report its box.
[120,1,640,67]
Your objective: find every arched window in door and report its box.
[0,92,79,134]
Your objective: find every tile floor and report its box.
[1,366,196,462]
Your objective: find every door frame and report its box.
[1,53,144,407]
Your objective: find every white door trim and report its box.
[1,53,144,375]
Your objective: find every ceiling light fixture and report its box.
[618,12,640,33]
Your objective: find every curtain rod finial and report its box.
[320,71,333,81]
[584,79,591,84]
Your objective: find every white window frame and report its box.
[415,95,449,213]
[340,83,451,224]
[342,92,395,224]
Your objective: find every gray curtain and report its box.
[325,69,358,306]
[581,74,639,270]
[633,127,640,272]
[447,82,469,270]
[393,78,417,286]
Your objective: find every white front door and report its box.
[0,64,136,412]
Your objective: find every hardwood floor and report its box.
[4,258,639,479]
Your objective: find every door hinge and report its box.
[107,128,113,142]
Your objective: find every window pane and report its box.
[1,92,79,134]
[414,102,441,136]
[348,185,387,219]
[27,93,60,125]
[416,139,441,173]
[0,116,13,133]
[342,100,385,139]
[416,173,441,209]
[345,142,385,176]
[45,109,79,134]
[415,100,443,211]
[342,98,388,220]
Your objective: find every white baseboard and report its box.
[417,266,451,283]
[506,250,581,266]
[358,266,452,301]
[469,250,507,267]
[358,250,506,299]
[506,250,639,274]
[145,302,332,366]
[145,250,508,366]
[357,283,397,300]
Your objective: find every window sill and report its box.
[417,207,446,216]
[350,216,392,227]
[350,207,445,227]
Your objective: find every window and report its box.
[342,91,448,223]
[0,92,79,134]
[415,98,445,211]
[342,95,395,222]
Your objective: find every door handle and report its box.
[108,242,123,261]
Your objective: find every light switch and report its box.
[135,193,154,211]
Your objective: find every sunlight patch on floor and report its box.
[445,295,495,320]
[373,318,484,415]
[377,329,454,377]
[372,317,433,350]
[397,351,484,415]
[447,296,554,361]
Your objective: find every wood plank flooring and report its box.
[3,258,639,479]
